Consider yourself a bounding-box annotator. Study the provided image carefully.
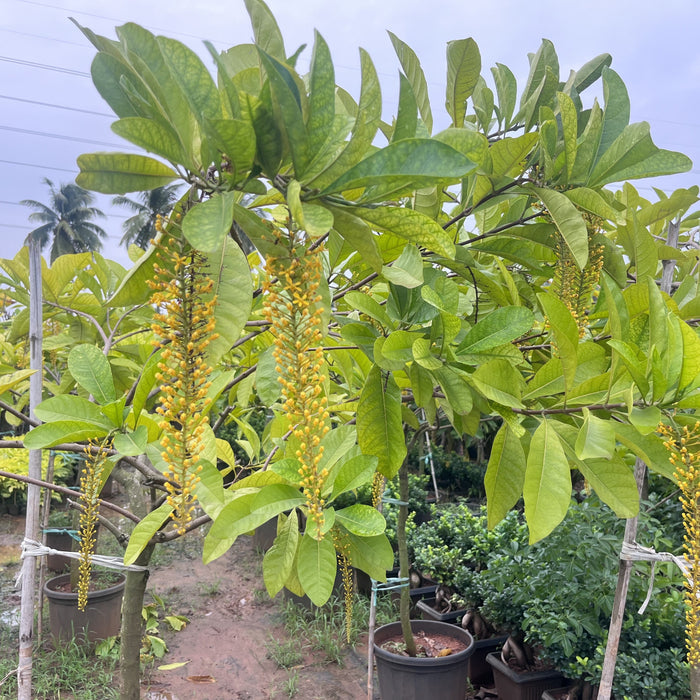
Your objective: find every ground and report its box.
[0,510,379,700]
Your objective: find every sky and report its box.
[2,0,700,268]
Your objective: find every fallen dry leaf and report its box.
[186,675,216,683]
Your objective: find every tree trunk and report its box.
[397,463,417,656]
[691,663,700,700]
[119,544,155,700]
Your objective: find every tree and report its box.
[20,179,107,262]
[112,184,181,250]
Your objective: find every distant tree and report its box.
[112,185,181,250]
[21,178,107,262]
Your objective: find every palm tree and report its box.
[112,185,181,250]
[21,179,107,263]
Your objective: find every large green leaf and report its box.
[564,187,623,224]
[23,421,110,449]
[204,119,256,179]
[307,31,336,156]
[470,359,524,408]
[382,244,423,288]
[335,505,385,536]
[0,369,34,395]
[392,73,418,142]
[445,38,481,128]
[318,139,475,199]
[182,192,235,252]
[578,456,638,518]
[202,237,253,365]
[588,122,691,187]
[614,423,674,479]
[595,67,630,165]
[307,49,381,189]
[532,187,588,269]
[123,503,174,566]
[489,133,538,177]
[556,92,578,182]
[679,320,700,395]
[457,306,533,354]
[357,366,406,478]
[388,32,432,133]
[77,153,178,194]
[111,118,186,165]
[329,454,377,501]
[348,205,455,259]
[575,408,615,459]
[263,511,299,597]
[244,0,285,60]
[524,419,571,543]
[485,424,526,528]
[327,206,383,273]
[68,344,116,404]
[297,533,337,606]
[33,395,113,428]
[491,63,517,129]
[113,426,149,457]
[572,53,612,93]
[538,292,578,393]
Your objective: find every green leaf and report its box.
[556,92,578,182]
[204,119,256,179]
[256,346,281,405]
[538,292,579,393]
[203,237,253,365]
[297,533,336,606]
[182,192,235,253]
[307,31,336,156]
[457,306,533,354]
[344,291,393,329]
[68,344,116,404]
[489,133,538,177]
[588,122,691,187]
[524,419,571,543]
[596,67,630,164]
[34,395,115,429]
[263,511,299,597]
[575,408,615,459]
[578,456,638,519]
[157,36,221,122]
[114,426,149,456]
[380,330,415,368]
[357,366,406,479]
[349,205,455,259]
[388,32,432,133]
[382,244,423,288]
[491,63,517,129]
[532,186,588,269]
[392,74,418,142]
[335,504,385,536]
[318,139,475,199]
[412,338,442,371]
[111,118,186,165]
[327,206,383,273]
[329,454,377,501]
[445,38,481,128]
[244,0,285,60]
[123,503,174,566]
[521,40,559,110]
[433,366,473,415]
[23,421,110,449]
[485,424,526,528]
[572,53,612,92]
[678,320,700,395]
[470,359,524,408]
[564,187,623,224]
[346,532,394,580]
[629,406,662,435]
[76,153,178,194]
[614,423,674,480]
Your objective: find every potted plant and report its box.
[43,508,78,572]
[44,568,126,645]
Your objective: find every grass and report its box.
[277,591,399,667]
[265,636,304,668]
[0,623,119,699]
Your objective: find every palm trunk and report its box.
[119,544,154,700]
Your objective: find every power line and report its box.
[0,159,77,173]
[0,125,135,149]
[0,94,112,118]
[0,26,90,48]
[0,55,89,77]
[12,0,229,48]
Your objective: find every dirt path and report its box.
[142,532,375,700]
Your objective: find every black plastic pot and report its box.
[44,572,125,645]
[416,596,466,624]
[467,634,508,686]
[373,620,474,700]
[43,529,78,572]
[486,651,564,700]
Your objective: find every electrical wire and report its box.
[0,160,77,174]
[0,55,89,77]
[0,94,112,118]
[0,125,135,150]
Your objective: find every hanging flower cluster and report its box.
[148,221,218,534]
[551,213,605,337]
[77,438,110,610]
[262,230,330,537]
[333,529,354,643]
[659,420,700,667]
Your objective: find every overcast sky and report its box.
[2,0,700,267]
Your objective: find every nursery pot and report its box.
[373,620,474,700]
[467,633,508,687]
[486,651,564,700]
[44,572,125,644]
[43,529,77,572]
[416,596,466,624]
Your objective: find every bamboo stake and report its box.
[597,218,680,699]
[17,239,43,700]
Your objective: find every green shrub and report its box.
[0,448,72,505]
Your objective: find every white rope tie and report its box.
[619,541,689,614]
[15,538,148,587]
